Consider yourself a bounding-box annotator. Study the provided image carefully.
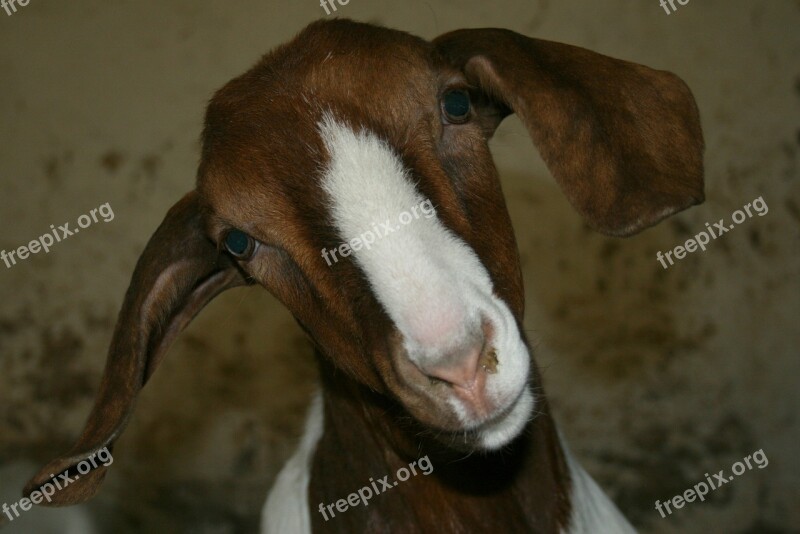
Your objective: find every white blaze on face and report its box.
[318,113,533,449]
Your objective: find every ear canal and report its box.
[24,191,249,506]
[434,29,704,236]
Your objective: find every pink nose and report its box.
[422,342,483,389]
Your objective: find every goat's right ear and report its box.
[434,29,705,236]
[24,191,249,506]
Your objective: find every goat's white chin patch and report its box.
[475,387,534,450]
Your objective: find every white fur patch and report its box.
[317,114,532,449]
[476,387,534,450]
[261,392,323,534]
[561,438,636,533]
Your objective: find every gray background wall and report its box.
[0,1,797,532]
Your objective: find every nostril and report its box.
[422,343,483,389]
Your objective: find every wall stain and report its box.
[100,150,126,173]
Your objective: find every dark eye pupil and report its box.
[443,90,470,120]
[225,230,251,256]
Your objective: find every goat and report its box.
[24,19,704,533]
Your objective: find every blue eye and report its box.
[442,90,471,122]
[224,229,253,258]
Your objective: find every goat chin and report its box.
[261,391,636,534]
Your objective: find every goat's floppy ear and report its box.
[434,29,704,236]
[24,191,248,505]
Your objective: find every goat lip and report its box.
[461,384,526,431]
[449,370,492,419]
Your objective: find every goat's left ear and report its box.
[434,29,704,236]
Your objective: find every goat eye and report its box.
[224,229,254,259]
[441,90,471,123]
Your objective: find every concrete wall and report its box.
[0,1,797,532]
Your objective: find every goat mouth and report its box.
[460,380,527,430]
[433,385,533,451]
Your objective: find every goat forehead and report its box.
[197,24,443,236]
[200,27,436,156]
